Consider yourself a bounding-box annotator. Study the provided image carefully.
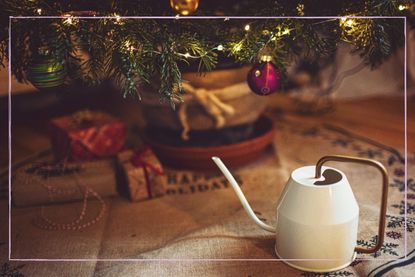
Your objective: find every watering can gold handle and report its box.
[315,155,389,254]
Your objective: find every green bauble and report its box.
[27,57,66,89]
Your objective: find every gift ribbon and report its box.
[129,147,164,199]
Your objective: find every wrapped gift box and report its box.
[117,148,166,202]
[49,110,126,162]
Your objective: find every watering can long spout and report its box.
[212,157,276,233]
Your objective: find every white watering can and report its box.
[212,155,389,272]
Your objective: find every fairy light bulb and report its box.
[217,44,224,51]
[340,17,354,27]
[124,40,136,52]
[67,17,73,25]
[345,19,354,27]
[244,24,251,32]
[36,8,42,15]
[398,4,408,11]
[233,43,242,52]
[113,13,124,25]
[62,13,80,25]
[184,52,191,58]
[339,16,356,34]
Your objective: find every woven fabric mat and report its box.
[1,118,414,277]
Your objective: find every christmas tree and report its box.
[0,0,413,105]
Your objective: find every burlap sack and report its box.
[12,158,117,207]
[140,67,268,132]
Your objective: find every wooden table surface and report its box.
[270,94,414,152]
[1,94,414,170]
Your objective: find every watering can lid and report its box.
[292,166,345,187]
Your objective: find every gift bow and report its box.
[178,82,237,140]
[129,148,164,198]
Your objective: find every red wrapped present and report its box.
[117,147,166,202]
[49,110,126,162]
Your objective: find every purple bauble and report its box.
[247,60,281,96]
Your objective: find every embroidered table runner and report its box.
[1,118,413,277]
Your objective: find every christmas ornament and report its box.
[170,0,199,15]
[27,55,66,89]
[247,55,281,96]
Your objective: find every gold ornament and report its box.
[296,3,305,16]
[170,0,199,15]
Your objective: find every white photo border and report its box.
[8,15,408,262]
